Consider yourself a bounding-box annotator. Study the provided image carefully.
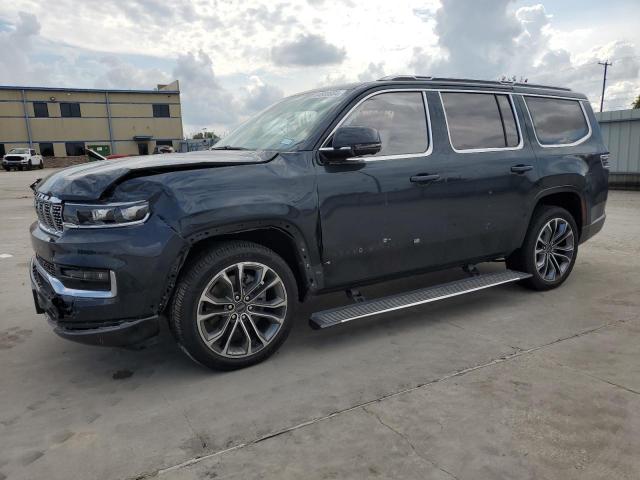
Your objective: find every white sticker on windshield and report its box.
[280,138,294,145]
[309,90,346,98]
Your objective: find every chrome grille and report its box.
[34,193,64,234]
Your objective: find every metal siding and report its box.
[595,109,640,174]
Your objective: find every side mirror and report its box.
[320,126,382,162]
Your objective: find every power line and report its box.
[598,60,612,113]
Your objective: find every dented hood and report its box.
[36,149,276,201]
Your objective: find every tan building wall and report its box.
[0,81,183,157]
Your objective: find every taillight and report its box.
[600,154,610,170]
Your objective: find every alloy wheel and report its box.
[196,262,287,358]
[534,217,575,282]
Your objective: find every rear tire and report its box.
[170,241,298,371]
[39,160,44,169]
[507,206,578,291]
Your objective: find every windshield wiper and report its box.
[210,145,252,151]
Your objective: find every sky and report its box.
[1,0,639,136]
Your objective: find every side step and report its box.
[309,270,531,329]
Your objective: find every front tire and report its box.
[170,241,298,370]
[507,206,578,291]
[38,160,44,169]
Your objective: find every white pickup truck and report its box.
[2,148,44,171]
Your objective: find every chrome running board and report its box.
[309,270,531,329]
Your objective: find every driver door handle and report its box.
[410,174,441,184]
[510,164,533,174]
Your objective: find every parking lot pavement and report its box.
[0,168,639,480]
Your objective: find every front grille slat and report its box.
[36,255,56,276]
[34,194,63,234]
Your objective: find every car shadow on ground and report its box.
[63,262,518,381]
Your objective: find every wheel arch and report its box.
[534,187,585,234]
[160,222,317,312]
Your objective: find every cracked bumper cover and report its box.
[29,215,188,347]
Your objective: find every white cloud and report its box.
[272,34,346,66]
[0,0,639,133]
[410,1,640,110]
[0,12,42,84]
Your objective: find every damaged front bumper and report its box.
[28,214,188,347]
[30,256,159,346]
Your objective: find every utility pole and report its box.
[598,60,612,112]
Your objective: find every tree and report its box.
[192,131,220,142]
[633,95,640,109]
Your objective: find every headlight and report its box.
[63,200,150,228]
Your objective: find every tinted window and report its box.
[340,91,429,157]
[40,143,54,157]
[33,102,49,118]
[441,92,519,150]
[60,102,81,118]
[65,142,85,156]
[153,104,170,117]
[525,97,589,145]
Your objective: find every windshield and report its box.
[9,148,29,154]
[214,89,347,151]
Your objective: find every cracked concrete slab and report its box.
[162,319,640,480]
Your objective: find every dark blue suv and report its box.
[30,76,609,370]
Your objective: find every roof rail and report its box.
[375,75,571,92]
[377,75,434,81]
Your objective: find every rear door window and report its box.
[440,92,520,151]
[339,91,429,157]
[524,97,590,146]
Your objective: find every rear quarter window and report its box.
[525,97,590,146]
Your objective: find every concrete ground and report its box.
[1,168,639,480]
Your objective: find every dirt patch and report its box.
[0,327,32,349]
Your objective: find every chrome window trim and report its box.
[31,257,117,299]
[438,91,524,154]
[319,89,433,162]
[521,95,592,148]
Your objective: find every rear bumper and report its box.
[580,213,606,244]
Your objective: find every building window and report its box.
[33,102,49,118]
[155,140,173,146]
[153,104,170,118]
[39,143,55,157]
[60,102,81,118]
[0,144,5,157]
[441,92,520,151]
[65,142,85,156]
